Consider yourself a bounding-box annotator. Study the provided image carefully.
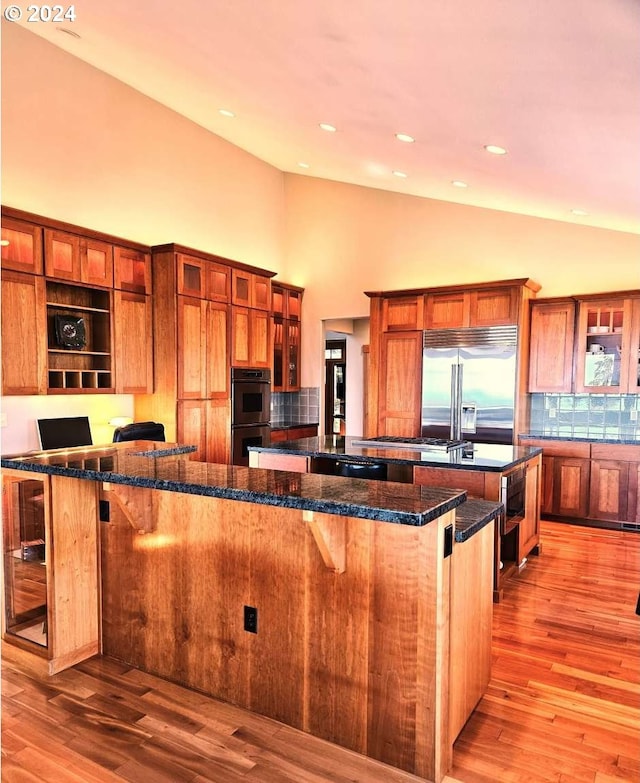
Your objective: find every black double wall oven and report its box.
[231,368,271,465]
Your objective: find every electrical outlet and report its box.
[0,412,7,427]
[549,408,556,419]
[244,605,258,634]
[631,409,638,421]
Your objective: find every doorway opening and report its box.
[324,339,346,435]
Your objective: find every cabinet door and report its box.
[206,262,231,303]
[252,275,271,311]
[627,298,640,394]
[286,320,301,390]
[378,331,422,436]
[114,292,153,394]
[80,238,113,288]
[470,288,518,327]
[425,292,469,329]
[206,302,230,398]
[1,217,43,274]
[627,462,640,529]
[206,399,231,464]
[44,229,81,282]
[528,301,575,392]
[177,296,207,398]
[273,315,285,390]
[250,309,271,367]
[575,298,631,394]
[232,269,252,307]
[540,455,554,515]
[177,400,207,461]
[382,296,424,331]
[286,288,302,320]
[1,271,47,395]
[114,247,151,294]
[519,457,540,563]
[588,460,629,523]
[231,306,250,366]
[552,457,590,518]
[177,254,206,298]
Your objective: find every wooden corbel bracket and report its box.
[102,483,156,534]
[303,509,346,573]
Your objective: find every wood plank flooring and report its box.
[2,521,639,783]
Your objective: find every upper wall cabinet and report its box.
[232,269,271,311]
[44,229,114,288]
[272,282,304,391]
[425,286,519,329]
[528,300,576,393]
[528,291,640,395]
[575,295,639,394]
[1,217,43,275]
[114,246,151,295]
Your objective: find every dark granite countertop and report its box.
[455,498,503,543]
[272,421,319,431]
[520,434,640,445]
[250,436,541,472]
[0,441,467,527]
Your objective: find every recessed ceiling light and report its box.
[319,123,337,132]
[219,109,235,118]
[298,162,310,169]
[395,133,415,143]
[571,208,589,216]
[484,144,507,155]
[57,27,81,39]
[392,170,408,178]
[451,180,468,188]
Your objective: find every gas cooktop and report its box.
[352,436,471,453]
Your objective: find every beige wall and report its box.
[3,22,640,447]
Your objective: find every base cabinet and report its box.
[589,460,629,522]
[1,470,100,674]
[553,457,591,518]
[177,399,231,464]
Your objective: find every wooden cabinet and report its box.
[575,296,636,393]
[272,283,304,391]
[520,458,541,563]
[425,286,519,329]
[628,461,640,529]
[382,295,424,331]
[177,399,230,463]
[114,246,151,294]
[553,457,591,518]
[232,306,270,368]
[232,269,271,311]
[1,271,47,395]
[271,425,318,443]
[378,331,423,437]
[2,470,99,674]
[45,281,114,393]
[44,229,113,288]
[1,216,43,274]
[177,296,230,399]
[589,459,629,522]
[113,291,153,394]
[528,300,576,392]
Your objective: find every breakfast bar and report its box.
[1,441,501,783]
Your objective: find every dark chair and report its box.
[112,421,165,443]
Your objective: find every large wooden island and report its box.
[1,441,501,782]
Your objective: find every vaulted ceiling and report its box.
[13,0,640,234]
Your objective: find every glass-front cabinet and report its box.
[575,297,640,393]
[2,472,49,649]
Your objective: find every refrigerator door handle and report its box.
[450,363,463,441]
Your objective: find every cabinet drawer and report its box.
[523,439,591,458]
[591,443,640,462]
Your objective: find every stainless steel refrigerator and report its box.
[421,326,518,444]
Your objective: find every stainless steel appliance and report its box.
[231,368,271,465]
[422,326,517,445]
[352,435,470,452]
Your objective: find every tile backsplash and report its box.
[271,387,320,426]
[529,393,639,440]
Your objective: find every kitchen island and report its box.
[250,436,543,600]
[1,441,500,783]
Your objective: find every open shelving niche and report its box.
[45,280,113,392]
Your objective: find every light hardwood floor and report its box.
[1,521,639,783]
